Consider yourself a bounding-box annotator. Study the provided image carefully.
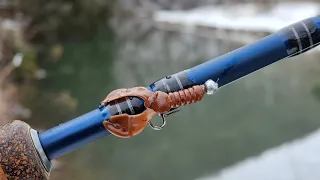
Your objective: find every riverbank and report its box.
[0,19,19,125]
[0,16,50,123]
[153,2,320,45]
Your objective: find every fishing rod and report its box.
[1,15,320,180]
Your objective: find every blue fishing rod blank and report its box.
[39,16,320,160]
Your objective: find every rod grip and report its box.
[0,120,50,180]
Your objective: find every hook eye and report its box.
[148,114,166,130]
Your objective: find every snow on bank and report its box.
[153,2,320,33]
[197,129,320,180]
[0,19,21,31]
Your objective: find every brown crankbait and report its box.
[101,79,217,138]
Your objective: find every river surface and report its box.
[20,22,320,180]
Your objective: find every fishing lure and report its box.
[32,15,320,162]
[101,79,218,138]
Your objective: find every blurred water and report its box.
[20,23,320,180]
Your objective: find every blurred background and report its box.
[1,0,320,180]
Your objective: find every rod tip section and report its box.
[204,79,218,95]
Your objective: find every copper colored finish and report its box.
[0,121,50,180]
[0,166,7,180]
[102,87,156,138]
[102,85,206,138]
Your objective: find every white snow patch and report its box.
[154,2,320,33]
[0,19,21,31]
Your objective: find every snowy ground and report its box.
[197,128,320,180]
[153,2,320,33]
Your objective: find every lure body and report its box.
[102,85,207,138]
[101,87,156,138]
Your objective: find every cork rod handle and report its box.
[0,121,50,180]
